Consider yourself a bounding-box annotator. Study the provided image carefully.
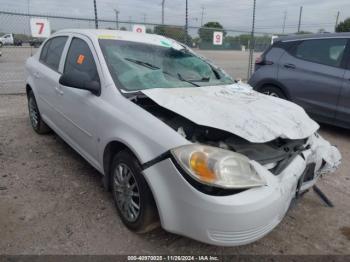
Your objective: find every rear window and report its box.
[293,38,347,67]
[272,40,297,51]
[40,36,68,71]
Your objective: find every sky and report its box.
[1,0,350,34]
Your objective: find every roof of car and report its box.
[57,28,154,38]
[55,29,183,48]
[277,32,350,42]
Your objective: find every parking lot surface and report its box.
[0,94,350,254]
[0,47,35,94]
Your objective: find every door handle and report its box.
[55,86,64,95]
[284,63,296,69]
[33,72,40,78]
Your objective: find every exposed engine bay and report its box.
[132,95,308,175]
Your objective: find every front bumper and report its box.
[143,134,341,246]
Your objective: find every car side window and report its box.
[39,40,50,62]
[39,36,68,71]
[294,38,347,67]
[64,38,100,83]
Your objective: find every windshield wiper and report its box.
[177,73,201,87]
[185,76,210,82]
[124,57,200,87]
[124,58,160,70]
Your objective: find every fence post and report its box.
[185,0,188,45]
[93,0,98,29]
[247,0,256,80]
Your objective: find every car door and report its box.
[336,46,350,128]
[33,36,68,128]
[278,38,347,124]
[57,36,101,166]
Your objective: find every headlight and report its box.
[171,144,266,189]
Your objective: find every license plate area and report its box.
[302,163,316,182]
[295,163,316,198]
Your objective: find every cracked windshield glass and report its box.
[99,39,234,91]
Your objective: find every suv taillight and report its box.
[255,56,264,65]
[255,55,273,66]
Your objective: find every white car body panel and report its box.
[25,29,342,246]
[142,84,320,143]
[144,134,340,246]
[54,34,102,164]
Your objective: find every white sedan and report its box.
[25,29,341,246]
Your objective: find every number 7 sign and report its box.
[30,18,51,38]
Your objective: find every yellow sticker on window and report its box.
[77,54,85,64]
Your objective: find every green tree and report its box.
[336,18,350,32]
[198,21,226,42]
[13,34,31,41]
[154,25,192,44]
[233,34,251,47]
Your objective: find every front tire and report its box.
[27,90,51,134]
[260,85,287,99]
[111,150,158,233]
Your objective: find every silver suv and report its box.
[249,33,350,129]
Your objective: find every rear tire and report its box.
[111,150,159,233]
[259,85,287,99]
[27,90,51,134]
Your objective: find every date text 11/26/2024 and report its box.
[127,255,219,261]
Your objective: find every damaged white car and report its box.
[25,29,341,246]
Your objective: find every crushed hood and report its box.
[142,83,319,143]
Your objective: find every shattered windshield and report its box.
[99,39,234,91]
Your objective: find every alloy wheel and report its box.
[113,163,141,222]
[28,97,39,128]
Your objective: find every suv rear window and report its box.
[40,36,68,71]
[294,38,347,67]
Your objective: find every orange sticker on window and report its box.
[77,54,85,64]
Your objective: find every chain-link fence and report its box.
[0,10,274,94]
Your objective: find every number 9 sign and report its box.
[213,31,223,45]
[30,18,51,38]
[132,25,146,34]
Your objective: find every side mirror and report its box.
[59,71,101,96]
